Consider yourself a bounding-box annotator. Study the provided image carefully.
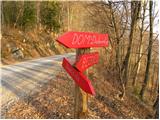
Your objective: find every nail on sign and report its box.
[58,31,109,48]
[62,58,95,95]
[75,52,99,72]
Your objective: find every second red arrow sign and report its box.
[75,52,99,72]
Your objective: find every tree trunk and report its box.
[67,2,70,31]
[108,1,141,99]
[14,1,24,28]
[74,48,90,118]
[150,63,155,100]
[119,1,141,99]
[108,1,126,99]
[153,88,159,119]
[139,1,153,100]
[132,1,146,86]
[1,1,4,27]
[36,1,40,30]
[108,2,120,68]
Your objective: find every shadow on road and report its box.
[1,61,63,113]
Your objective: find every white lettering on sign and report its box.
[58,32,108,48]
[89,35,96,45]
[80,55,98,69]
[84,34,91,43]
[72,33,79,45]
[72,33,107,46]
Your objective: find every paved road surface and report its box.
[1,53,75,113]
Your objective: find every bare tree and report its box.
[1,1,4,27]
[36,1,40,30]
[119,1,141,99]
[139,0,153,99]
[13,1,24,28]
[132,1,147,86]
[153,87,159,118]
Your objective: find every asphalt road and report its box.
[1,53,75,113]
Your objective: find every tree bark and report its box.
[132,1,146,86]
[14,1,24,28]
[108,1,120,68]
[67,2,70,31]
[1,1,4,27]
[153,88,159,119]
[36,1,40,30]
[122,1,141,82]
[150,63,155,100]
[120,1,141,98]
[139,1,153,100]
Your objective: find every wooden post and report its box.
[74,48,90,118]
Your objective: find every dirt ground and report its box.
[2,67,155,119]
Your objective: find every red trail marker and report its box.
[75,52,99,72]
[62,58,95,95]
[58,31,109,48]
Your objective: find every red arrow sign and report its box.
[58,31,109,48]
[75,52,99,72]
[62,58,95,95]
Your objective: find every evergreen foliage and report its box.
[2,1,60,32]
[40,1,60,32]
[2,1,18,26]
[19,2,36,29]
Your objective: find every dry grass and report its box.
[1,28,73,65]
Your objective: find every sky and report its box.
[153,0,159,34]
[104,0,159,34]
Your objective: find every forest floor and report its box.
[3,67,155,119]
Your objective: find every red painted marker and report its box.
[62,58,95,95]
[58,31,109,48]
[75,52,99,72]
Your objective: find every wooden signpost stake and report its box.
[74,48,90,118]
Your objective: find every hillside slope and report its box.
[1,28,73,65]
